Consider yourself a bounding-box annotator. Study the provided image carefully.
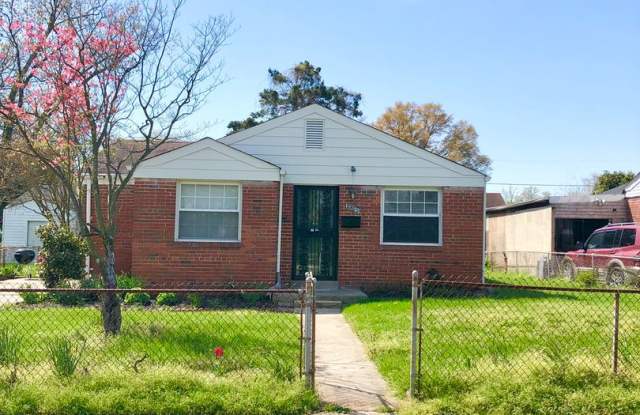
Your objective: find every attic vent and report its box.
[305,119,324,149]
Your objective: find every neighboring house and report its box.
[486,193,633,255]
[91,104,487,290]
[1,200,47,263]
[603,172,640,223]
[486,193,505,208]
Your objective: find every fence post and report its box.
[612,291,620,374]
[303,271,316,388]
[410,269,420,398]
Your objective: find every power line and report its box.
[488,182,590,187]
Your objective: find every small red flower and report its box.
[213,346,224,359]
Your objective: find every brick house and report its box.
[89,104,488,290]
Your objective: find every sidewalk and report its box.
[314,310,396,413]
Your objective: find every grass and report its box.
[344,270,640,414]
[0,305,316,414]
[0,264,40,280]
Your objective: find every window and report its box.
[27,220,47,247]
[620,229,637,247]
[305,119,324,149]
[586,231,608,249]
[176,183,241,241]
[381,189,440,245]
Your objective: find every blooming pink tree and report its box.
[0,0,232,334]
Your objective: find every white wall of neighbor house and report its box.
[220,105,486,188]
[487,206,554,253]
[1,200,48,263]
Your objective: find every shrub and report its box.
[124,289,151,306]
[0,327,20,367]
[116,274,144,289]
[18,263,41,278]
[156,292,180,306]
[47,336,86,378]
[576,271,599,288]
[79,276,103,303]
[0,264,19,279]
[20,289,47,305]
[48,280,85,306]
[38,224,88,287]
[187,293,205,308]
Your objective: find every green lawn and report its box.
[344,271,640,414]
[0,305,318,414]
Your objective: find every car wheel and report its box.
[606,265,626,287]
[560,258,576,281]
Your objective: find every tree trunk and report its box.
[101,242,121,335]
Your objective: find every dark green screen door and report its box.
[292,186,339,280]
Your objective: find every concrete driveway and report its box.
[0,278,45,305]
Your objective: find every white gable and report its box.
[626,175,640,198]
[134,138,281,181]
[219,105,486,187]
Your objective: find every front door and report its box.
[292,186,339,280]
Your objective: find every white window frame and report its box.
[174,181,242,243]
[380,188,443,246]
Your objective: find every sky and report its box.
[180,0,640,194]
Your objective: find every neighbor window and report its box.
[381,189,440,245]
[177,183,241,241]
[27,220,47,247]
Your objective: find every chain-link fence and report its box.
[486,250,640,287]
[0,286,316,387]
[411,275,640,399]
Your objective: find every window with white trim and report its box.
[177,183,241,241]
[382,189,440,244]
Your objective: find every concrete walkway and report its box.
[0,278,44,305]
[315,310,396,413]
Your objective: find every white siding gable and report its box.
[1,200,48,248]
[625,176,640,198]
[134,138,281,181]
[219,105,486,187]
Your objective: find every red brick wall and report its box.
[129,179,279,286]
[278,185,485,289]
[629,197,640,223]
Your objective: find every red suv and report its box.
[562,223,640,285]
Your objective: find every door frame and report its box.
[291,185,340,281]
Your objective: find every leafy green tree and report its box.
[227,61,362,133]
[374,102,491,172]
[592,171,636,194]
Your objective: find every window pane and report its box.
[398,202,411,214]
[224,186,238,197]
[211,186,224,198]
[424,203,438,215]
[211,197,224,209]
[384,202,397,214]
[411,191,425,203]
[398,191,410,203]
[602,230,619,248]
[195,197,209,209]
[383,216,439,244]
[586,232,605,249]
[425,192,438,203]
[181,196,195,209]
[179,211,239,241]
[621,229,636,247]
[385,190,398,203]
[411,202,425,214]
[195,185,209,198]
[181,184,195,197]
[223,197,238,209]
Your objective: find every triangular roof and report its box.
[134,137,281,181]
[219,104,488,179]
[624,172,640,198]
